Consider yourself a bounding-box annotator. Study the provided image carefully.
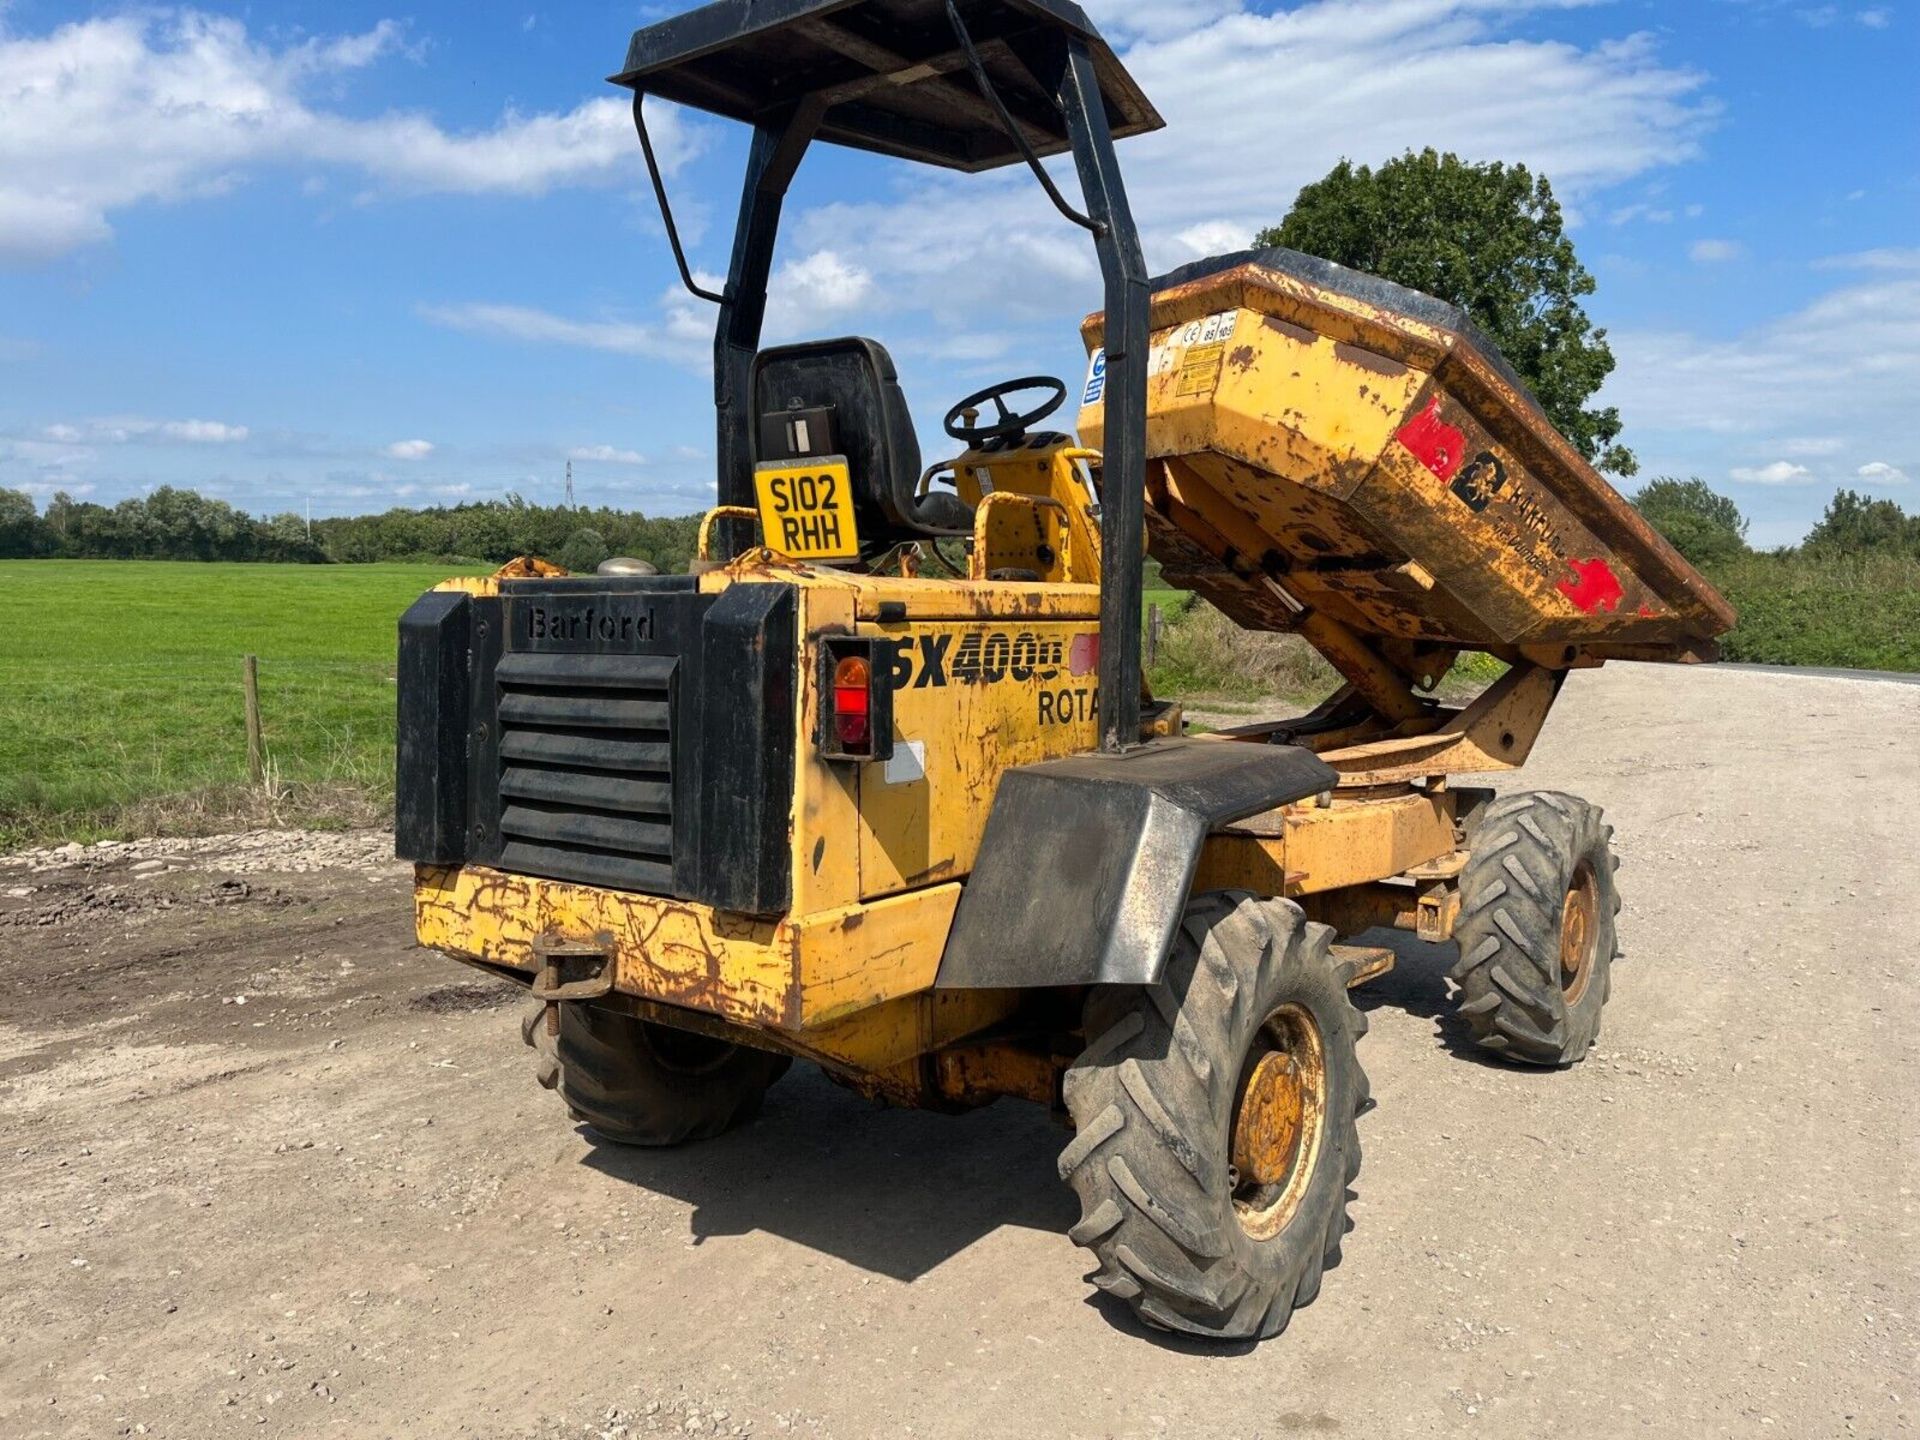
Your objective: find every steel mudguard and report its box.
[934,738,1337,989]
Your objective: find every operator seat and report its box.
[752,337,971,551]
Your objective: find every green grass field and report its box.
[0,560,1179,848]
[0,561,463,847]
[7,552,1902,849]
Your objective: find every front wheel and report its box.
[1058,893,1368,1341]
[520,999,790,1145]
[1451,790,1621,1066]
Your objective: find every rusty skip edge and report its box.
[1086,262,1735,639]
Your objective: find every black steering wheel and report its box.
[943,375,1066,447]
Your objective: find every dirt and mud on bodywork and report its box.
[1078,247,1732,668]
[397,238,1740,1104]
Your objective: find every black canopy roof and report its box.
[611,0,1162,172]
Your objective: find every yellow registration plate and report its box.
[754,457,859,562]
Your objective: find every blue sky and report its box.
[1,0,1914,547]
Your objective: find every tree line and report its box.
[0,486,703,574]
[6,476,1913,570]
[1631,479,1920,672]
[1633,479,1920,565]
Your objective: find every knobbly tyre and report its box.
[396,0,1733,1341]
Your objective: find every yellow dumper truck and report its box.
[397,0,1732,1340]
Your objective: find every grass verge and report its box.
[1145,593,1505,713]
[1711,552,1920,671]
[0,560,461,848]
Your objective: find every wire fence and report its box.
[2,654,400,838]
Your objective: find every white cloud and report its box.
[792,190,1097,331]
[750,251,878,345]
[1610,250,1920,443]
[567,444,646,465]
[752,0,1715,353]
[1093,0,1247,44]
[1690,238,1743,262]
[903,332,1018,365]
[309,97,656,196]
[0,11,704,263]
[161,419,248,443]
[1817,247,1920,272]
[424,248,870,364]
[1600,242,1918,546]
[410,0,1715,420]
[40,416,248,444]
[766,251,873,337]
[1858,8,1892,27]
[11,479,96,500]
[1729,461,1814,484]
[1174,220,1253,259]
[1607,246,1920,538]
[1,436,93,472]
[419,300,702,361]
[1104,2,1713,239]
[385,439,434,460]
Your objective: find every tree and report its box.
[558,527,610,574]
[1632,477,1748,568]
[1803,490,1919,558]
[1260,149,1634,475]
[0,487,46,558]
[263,512,327,562]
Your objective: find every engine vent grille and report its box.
[493,651,675,893]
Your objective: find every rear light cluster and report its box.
[832,655,872,750]
[818,639,893,762]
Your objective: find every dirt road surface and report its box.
[2,664,1915,1439]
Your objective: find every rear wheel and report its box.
[520,999,790,1145]
[1451,790,1621,1066]
[1058,893,1367,1341]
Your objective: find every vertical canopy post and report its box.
[712,101,823,532]
[1055,36,1147,753]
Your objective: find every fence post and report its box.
[1146,603,1161,668]
[243,655,265,787]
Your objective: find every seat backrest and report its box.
[752,337,924,546]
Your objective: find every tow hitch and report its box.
[530,935,614,1034]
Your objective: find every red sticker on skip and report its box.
[1556,557,1625,614]
[1395,395,1466,482]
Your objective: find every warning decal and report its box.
[1082,349,1106,406]
[1175,342,1227,397]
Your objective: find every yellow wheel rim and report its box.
[1230,1003,1328,1242]
[1559,860,1600,1006]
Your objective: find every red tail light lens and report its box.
[832,654,872,752]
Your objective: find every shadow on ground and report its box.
[574,927,1506,1290]
[577,1065,1077,1282]
[1349,926,1527,1069]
